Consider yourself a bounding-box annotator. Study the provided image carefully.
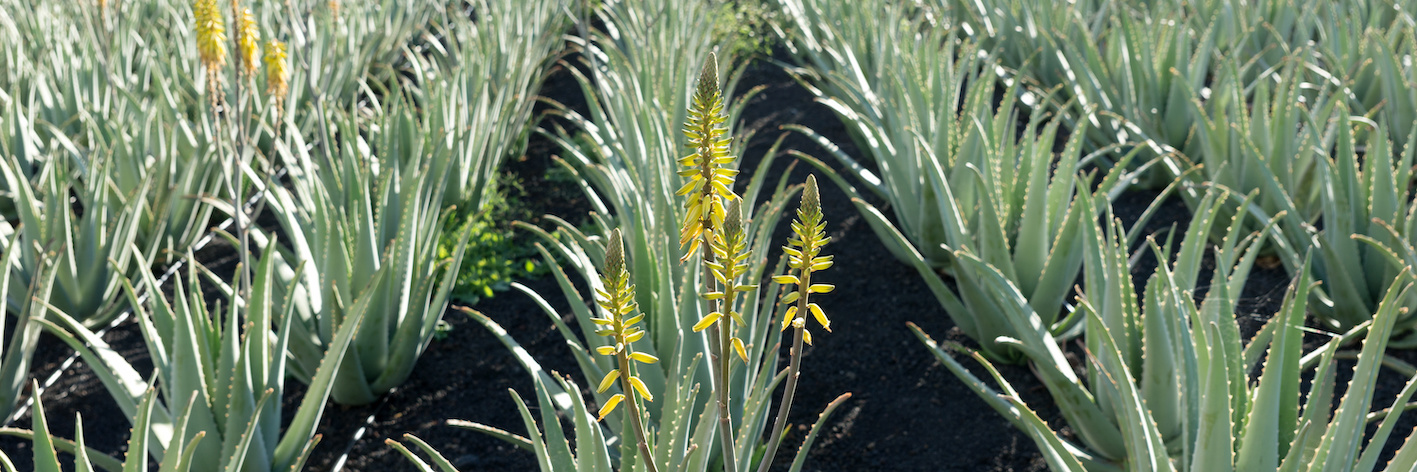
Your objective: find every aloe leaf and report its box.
[446,420,535,452]
[1355,371,1417,470]
[561,375,612,472]
[786,393,851,472]
[122,387,159,472]
[221,388,275,472]
[384,438,439,472]
[272,262,381,469]
[74,415,93,472]
[30,382,61,472]
[1190,323,1234,472]
[1237,256,1312,469]
[909,323,1094,471]
[0,427,122,472]
[1309,278,1412,470]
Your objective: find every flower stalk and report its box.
[695,195,756,470]
[758,174,833,472]
[227,0,259,296]
[193,0,255,295]
[593,229,660,472]
[679,51,742,472]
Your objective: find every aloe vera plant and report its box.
[34,243,365,472]
[422,1,852,470]
[1352,26,1417,150]
[0,148,144,328]
[0,382,196,471]
[0,0,252,264]
[0,233,49,423]
[430,0,567,208]
[914,184,1417,470]
[939,0,1206,182]
[261,95,470,406]
[779,0,1165,362]
[1179,56,1336,253]
[1296,107,1417,338]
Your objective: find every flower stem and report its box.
[616,352,660,472]
[757,268,810,472]
[703,232,739,472]
[228,0,251,297]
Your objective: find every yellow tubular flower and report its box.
[776,175,833,344]
[193,0,227,70]
[677,52,739,260]
[592,229,658,421]
[234,6,260,77]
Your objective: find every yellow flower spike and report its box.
[234,6,260,77]
[264,40,289,102]
[629,376,654,402]
[678,52,737,259]
[193,0,227,70]
[762,175,832,472]
[732,337,748,363]
[593,229,662,466]
[592,229,656,402]
[604,229,627,277]
[597,369,621,393]
[776,175,833,339]
[597,393,625,421]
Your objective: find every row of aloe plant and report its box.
[919,189,1417,471]
[773,0,1417,469]
[0,0,570,469]
[393,0,855,470]
[377,0,1417,468]
[776,0,1417,341]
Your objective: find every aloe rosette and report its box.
[917,188,1417,470]
[262,99,470,406]
[32,244,366,471]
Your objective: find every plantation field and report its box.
[7,0,1417,471]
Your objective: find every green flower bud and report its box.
[605,228,626,279]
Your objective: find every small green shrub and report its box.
[710,0,779,59]
[439,173,546,306]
